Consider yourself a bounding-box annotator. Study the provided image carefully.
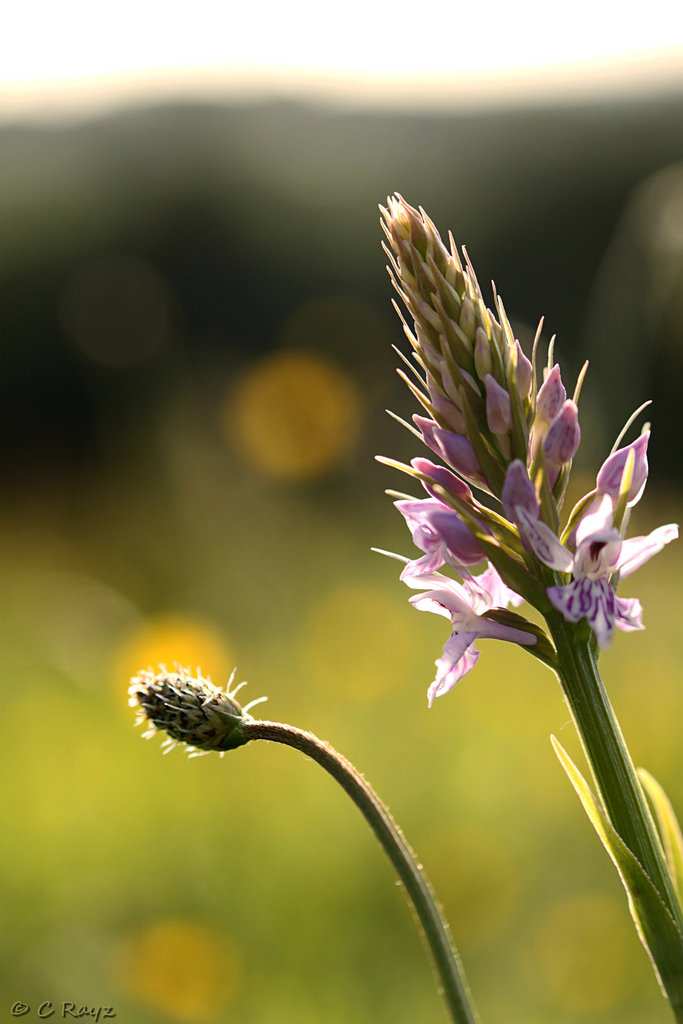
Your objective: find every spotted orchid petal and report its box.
[616,524,679,579]
[427,634,480,706]
[516,507,573,571]
[548,578,644,648]
[502,461,573,570]
[612,595,645,633]
[575,493,615,546]
[408,574,488,622]
[468,564,525,609]
[399,550,448,579]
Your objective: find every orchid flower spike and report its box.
[379,195,678,700]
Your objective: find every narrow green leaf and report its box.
[639,768,683,911]
[535,455,560,534]
[572,359,590,405]
[385,409,424,442]
[529,317,544,422]
[560,488,597,545]
[551,736,683,1007]
[611,403,652,454]
[395,368,433,417]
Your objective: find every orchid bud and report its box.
[597,432,650,506]
[514,341,533,400]
[411,457,473,503]
[502,459,539,522]
[536,364,566,425]
[474,327,492,379]
[428,381,467,434]
[543,401,581,466]
[395,498,485,566]
[414,415,441,456]
[413,416,484,484]
[433,425,484,483]
[484,374,512,437]
[459,295,476,338]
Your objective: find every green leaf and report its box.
[639,768,683,912]
[551,736,683,1008]
[560,488,597,545]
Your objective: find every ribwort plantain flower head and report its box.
[129,666,265,755]
[378,194,678,697]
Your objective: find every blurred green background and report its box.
[2,94,683,1024]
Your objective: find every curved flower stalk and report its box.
[379,194,683,1016]
[131,667,481,1024]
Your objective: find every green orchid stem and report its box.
[241,719,481,1024]
[547,612,683,1014]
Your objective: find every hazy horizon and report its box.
[3,0,683,123]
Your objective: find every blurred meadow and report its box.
[2,86,683,1024]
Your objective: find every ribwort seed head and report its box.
[129,666,262,755]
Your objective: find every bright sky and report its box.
[2,0,683,119]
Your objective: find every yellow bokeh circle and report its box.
[116,918,242,1020]
[226,350,362,480]
[114,612,235,702]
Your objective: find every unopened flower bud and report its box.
[430,370,466,434]
[438,358,465,406]
[412,457,473,503]
[502,459,539,522]
[428,381,467,434]
[459,294,477,340]
[597,431,650,506]
[395,498,485,567]
[414,414,441,455]
[473,327,492,379]
[129,667,258,754]
[484,374,512,437]
[433,425,484,484]
[543,400,581,467]
[514,341,533,400]
[536,364,566,425]
[415,416,482,484]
